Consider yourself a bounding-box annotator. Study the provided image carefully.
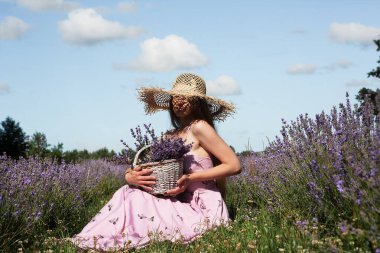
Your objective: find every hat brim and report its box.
[137,87,236,122]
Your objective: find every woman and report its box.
[71,73,241,251]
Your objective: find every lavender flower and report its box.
[232,91,380,246]
[151,137,192,162]
[0,155,125,251]
[116,124,192,165]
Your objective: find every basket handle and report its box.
[132,144,152,168]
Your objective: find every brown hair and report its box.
[169,96,215,130]
[169,96,226,199]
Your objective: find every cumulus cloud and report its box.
[287,64,317,75]
[0,83,10,95]
[207,75,241,96]
[128,35,208,72]
[0,16,30,40]
[93,6,112,15]
[346,78,380,87]
[58,8,144,45]
[117,1,137,13]
[16,0,79,11]
[329,22,380,46]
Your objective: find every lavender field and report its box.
[0,158,126,251]
[233,93,380,252]
[1,93,379,252]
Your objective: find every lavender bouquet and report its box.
[118,124,192,165]
[118,124,192,194]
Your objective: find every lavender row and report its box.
[0,156,125,250]
[235,93,380,247]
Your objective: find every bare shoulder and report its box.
[191,120,217,139]
[190,120,216,137]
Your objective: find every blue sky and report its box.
[1,0,380,153]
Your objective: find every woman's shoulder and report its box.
[190,120,215,136]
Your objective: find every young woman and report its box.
[71,73,241,251]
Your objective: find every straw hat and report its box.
[137,73,236,121]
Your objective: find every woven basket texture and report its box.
[139,158,184,195]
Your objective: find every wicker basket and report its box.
[133,145,184,195]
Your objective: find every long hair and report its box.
[169,96,215,130]
[169,96,227,199]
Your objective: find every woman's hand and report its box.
[125,166,156,192]
[165,174,190,196]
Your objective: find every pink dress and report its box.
[71,153,229,251]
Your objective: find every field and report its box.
[1,95,379,252]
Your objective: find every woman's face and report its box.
[172,95,192,118]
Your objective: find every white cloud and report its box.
[93,6,112,15]
[334,59,352,68]
[0,83,10,95]
[288,60,352,75]
[117,1,137,13]
[329,22,380,46]
[207,75,241,96]
[346,78,380,87]
[287,64,317,75]
[128,35,208,72]
[325,59,352,71]
[58,8,144,45]
[0,16,30,40]
[16,0,79,11]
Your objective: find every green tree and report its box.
[356,88,380,116]
[368,39,380,78]
[49,142,64,163]
[91,147,116,160]
[0,117,28,159]
[78,149,91,161]
[64,149,80,163]
[27,131,50,158]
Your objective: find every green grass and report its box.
[12,180,374,253]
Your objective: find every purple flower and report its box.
[151,137,192,162]
[117,124,192,164]
[334,178,344,193]
[232,91,380,245]
[339,221,349,234]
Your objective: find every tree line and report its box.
[0,118,116,163]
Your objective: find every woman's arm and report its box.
[165,120,240,196]
[187,120,241,181]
